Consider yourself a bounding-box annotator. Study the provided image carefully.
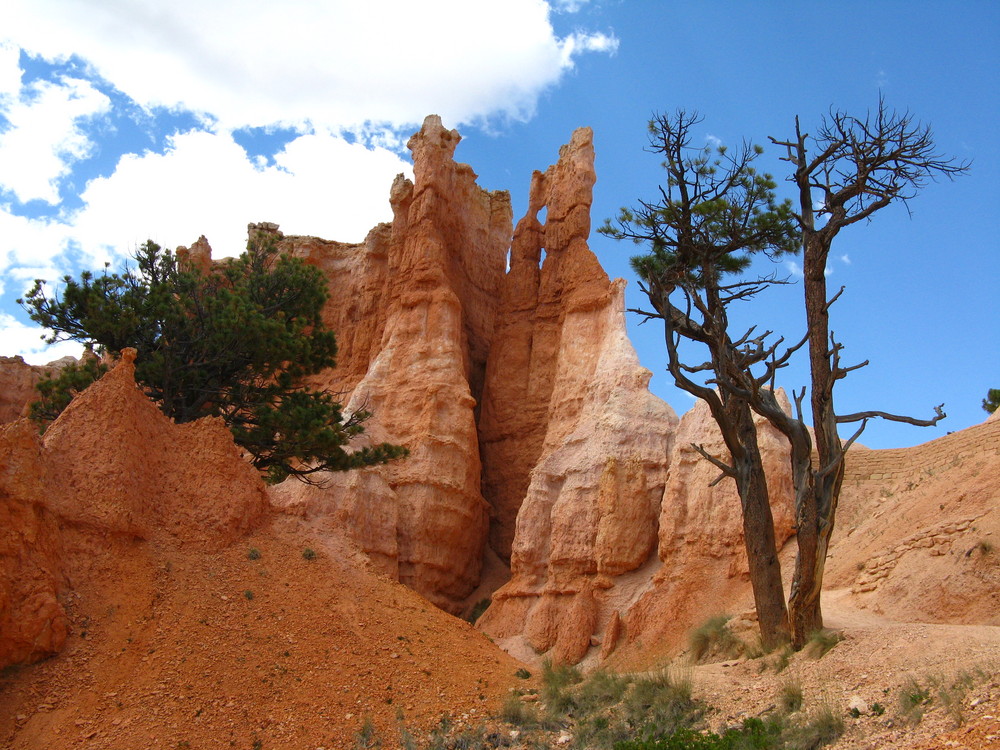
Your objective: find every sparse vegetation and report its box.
[688,615,744,663]
[500,692,539,727]
[247,547,262,561]
[515,668,532,680]
[466,598,491,624]
[243,589,254,600]
[783,701,844,750]
[475,664,861,750]
[302,547,317,561]
[899,676,933,724]
[540,659,582,715]
[354,717,381,748]
[779,681,804,713]
[803,630,842,659]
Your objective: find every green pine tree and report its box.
[19,237,406,483]
[984,388,1000,414]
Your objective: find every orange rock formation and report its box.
[3,116,997,676]
[0,350,267,667]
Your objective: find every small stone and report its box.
[848,695,867,715]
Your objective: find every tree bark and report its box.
[730,401,790,650]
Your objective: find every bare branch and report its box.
[837,403,946,426]
[690,442,736,480]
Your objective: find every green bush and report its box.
[689,616,744,663]
[804,630,842,659]
[613,717,783,750]
[21,237,407,483]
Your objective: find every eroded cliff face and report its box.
[4,116,997,673]
[269,116,513,611]
[0,351,268,668]
[475,129,679,665]
[265,119,685,640]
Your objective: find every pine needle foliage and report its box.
[20,237,407,483]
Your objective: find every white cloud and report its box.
[786,260,802,278]
[0,41,21,101]
[0,1,618,360]
[840,253,851,265]
[0,75,111,204]
[0,312,83,364]
[1,128,411,278]
[552,0,591,11]
[3,0,617,131]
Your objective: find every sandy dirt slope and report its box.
[687,589,1000,750]
[0,514,527,749]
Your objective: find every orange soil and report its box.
[0,514,526,749]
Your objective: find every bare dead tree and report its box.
[602,111,800,649]
[769,97,968,646]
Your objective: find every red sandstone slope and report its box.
[0,354,525,749]
[827,416,1000,625]
[0,516,524,749]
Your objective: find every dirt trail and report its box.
[687,588,1000,750]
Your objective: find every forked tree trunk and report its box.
[788,234,842,647]
[729,401,790,650]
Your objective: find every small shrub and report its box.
[785,702,844,749]
[870,701,885,716]
[899,676,932,724]
[936,675,971,727]
[247,547,261,560]
[804,630,842,659]
[515,667,532,680]
[500,693,538,727]
[397,724,417,750]
[770,645,793,673]
[688,615,743,663]
[977,539,994,556]
[576,669,630,714]
[466,598,491,624]
[779,681,804,713]
[244,590,254,600]
[540,660,581,716]
[622,668,701,739]
[354,717,381,749]
[302,547,317,561]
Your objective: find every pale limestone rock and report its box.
[477,129,677,664]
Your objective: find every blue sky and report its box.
[0,0,996,448]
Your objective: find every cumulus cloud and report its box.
[0,312,84,364]
[2,129,411,273]
[0,1,617,360]
[3,0,618,131]
[0,75,111,204]
[0,41,21,101]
